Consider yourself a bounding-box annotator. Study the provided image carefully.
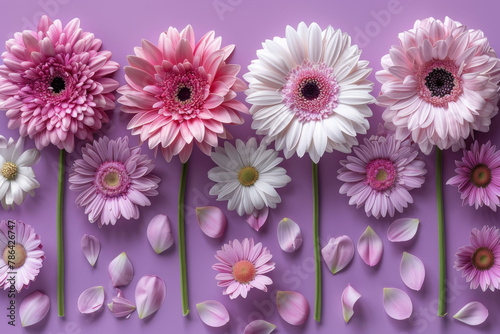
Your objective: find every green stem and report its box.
[57,149,65,317]
[436,148,446,317]
[178,161,190,316]
[312,162,321,322]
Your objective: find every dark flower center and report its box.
[3,244,27,269]
[50,76,66,94]
[471,164,492,188]
[300,80,321,100]
[425,68,455,98]
[176,85,192,103]
[472,247,495,271]
[232,260,256,284]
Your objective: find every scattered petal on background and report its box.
[243,319,276,334]
[107,289,136,319]
[453,302,488,326]
[357,226,383,266]
[400,252,425,291]
[246,207,269,231]
[108,252,134,287]
[341,284,361,323]
[277,218,303,253]
[78,286,104,314]
[147,214,174,254]
[81,234,100,266]
[383,288,412,320]
[387,218,420,242]
[196,300,230,327]
[276,291,309,325]
[195,206,227,238]
[321,236,354,274]
[135,275,166,319]
[20,291,50,327]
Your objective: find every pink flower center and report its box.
[417,60,462,107]
[470,164,492,188]
[365,159,396,191]
[95,161,130,197]
[472,247,495,270]
[232,260,256,284]
[283,61,339,122]
[3,244,27,269]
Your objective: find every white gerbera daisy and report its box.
[244,22,375,163]
[208,138,291,216]
[0,136,40,209]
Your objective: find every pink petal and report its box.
[107,289,136,319]
[243,319,276,334]
[78,286,104,314]
[135,275,166,319]
[357,226,383,266]
[246,207,269,231]
[196,300,230,327]
[195,206,227,238]
[387,218,420,242]
[277,218,303,253]
[400,252,425,291]
[147,214,174,254]
[108,252,134,287]
[341,284,361,323]
[383,288,413,320]
[276,291,309,325]
[321,236,354,274]
[453,302,488,326]
[20,291,50,327]
[81,234,100,266]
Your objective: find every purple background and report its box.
[1,0,500,333]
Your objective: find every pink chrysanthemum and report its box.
[0,16,119,152]
[118,25,249,163]
[376,17,500,154]
[0,220,44,292]
[338,126,427,218]
[69,137,160,226]
[212,238,275,299]
[447,141,500,211]
[454,225,500,291]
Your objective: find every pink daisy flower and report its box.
[337,126,426,218]
[69,137,160,227]
[0,220,44,292]
[447,140,500,211]
[213,238,275,299]
[0,16,119,152]
[376,17,500,154]
[454,225,500,291]
[118,25,248,163]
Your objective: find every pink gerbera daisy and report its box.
[447,140,500,211]
[454,225,500,291]
[0,16,119,152]
[376,17,500,154]
[118,25,248,163]
[69,137,160,226]
[0,220,44,292]
[213,238,275,299]
[337,126,426,218]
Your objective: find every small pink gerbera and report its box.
[69,137,160,226]
[337,126,427,218]
[447,140,500,211]
[454,225,500,291]
[118,25,248,163]
[0,220,45,292]
[212,238,275,299]
[0,16,119,152]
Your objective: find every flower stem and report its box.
[312,162,321,322]
[178,161,190,316]
[57,149,66,317]
[436,148,446,317]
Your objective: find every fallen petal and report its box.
[20,291,50,327]
[387,218,419,242]
[321,236,354,274]
[246,207,269,231]
[196,300,230,327]
[276,291,309,325]
[108,252,134,287]
[243,319,276,334]
[357,226,383,266]
[383,288,412,320]
[81,234,100,266]
[135,275,166,319]
[147,214,174,254]
[341,284,361,323]
[195,206,227,238]
[453,302,488,326]
[277,217,303,253]
[78,286,104,314]
[107,289,136,318]
[400,252,425,291]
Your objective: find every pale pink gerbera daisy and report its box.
[377,17,500,154]
[0,220,44,292]
[447,141,500,211]
[0,16,119,152]
[455,225,500,291]
[213,238,275,299]
[118,25,248,163]
[69,137,160,226]
[337,126,426,218]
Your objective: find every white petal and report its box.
[383,288,412,320]
[108,252,134,287]
[341,284,361,323]
[277,217,303,253]
[357,226,383,266]
[78,286,104,314]
[387,218,420,242]
[243,319,276,334]
[196,300,230,327]
[453,302,488,326]
[400,252,425,291]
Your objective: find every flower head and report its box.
[69,137,160,226]
[376,17,500,154]
[212,238,275,299]
[0,16,119,152]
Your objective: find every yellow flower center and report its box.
[3,244,27,269]
[375,168,388,182]
[238,167,259,186]
[104,171,120,187]
[232,260,256,284]
[1,162,17,180]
